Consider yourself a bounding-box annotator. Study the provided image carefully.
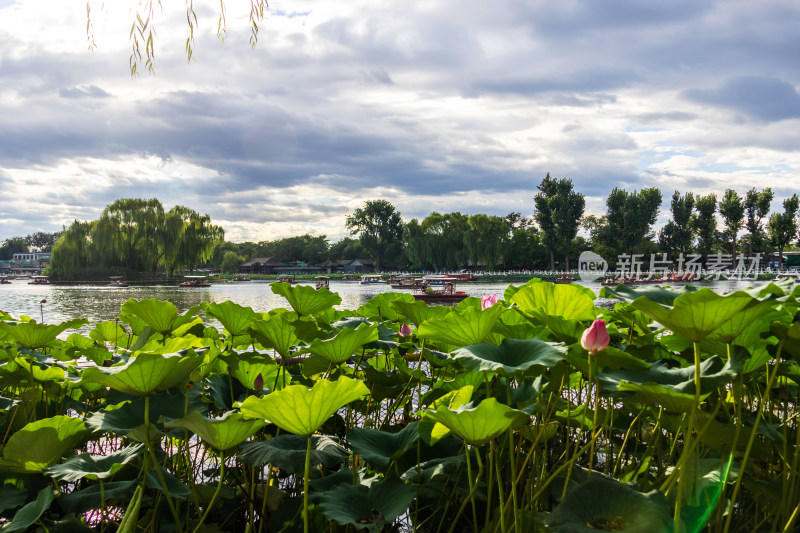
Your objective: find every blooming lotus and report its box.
[481,294,499,310]
[581,319,610,355]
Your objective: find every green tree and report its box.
[719,189,745,263]
[0,236,29,260]
[533,174,585,271]
[693,194,718,266]
[768,194,799,268]
[26,231,62,252]
[596,187,662,261]
[161,206,225,276]
[345,200,404,272]
[658,191,695,257]
[220,251,245,274]
[49,221,96,279]
[465,214,509,270]
[744,188,773,256]
[102,198,165,271]
[328,237,366,261]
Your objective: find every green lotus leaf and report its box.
[271,281,342,316]
[44,444,143,482]
[224,352,291,390]
[164,410,266,451]
[357,292,415,321]
[417,305,505,347]
[0,415,89,473]
[88,321,128,345]
[545,476,671,533]
[390,299,450,327]
[250,313,300,359]
[77,350,204,396]
[318,476,415,533]
[12,355,65,382]
[147,466,192,498]
[708,301,783,345]
[348,422,420,469]
[238,434,348,474]
[57,480,138,515]
[663,411,771,458]
[0,318,87,350]
[205,300,259,338]
[2,486,54,533]
[306,323,379,364]
[85,388,206,435]
[510,282,597,321]
[452,337,566,377]
[616,382,708,412]
[239,376,369,435]
[599,283,696,305]
[120,298,204,336]
[425,397,528,445]
[597,353,744,396]
[632,289,753,342]
[0,485,27,515]
[565,344,651,375]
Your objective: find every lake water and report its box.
[0,277,770,326]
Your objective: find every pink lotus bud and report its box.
[481,294,499,310]
[254,373,264,391]
[399,323,412,338]
[581,319,610,355]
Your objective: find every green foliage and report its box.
[0,278,798,532]
[345,199,404,271]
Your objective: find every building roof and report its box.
[239,257,286,267]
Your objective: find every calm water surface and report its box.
[0,277,767,327]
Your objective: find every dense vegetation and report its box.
[0,279,798,531]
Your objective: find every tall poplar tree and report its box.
[768,194,799,268]
[719,189,745,263]
[533,174,585,271]
[744,188,773,256]
[694,194,718,266]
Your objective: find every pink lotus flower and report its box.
[481,294,499,310]
[399,323,412,338]
[581,319,610,355]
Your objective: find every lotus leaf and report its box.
[545,476,671,533]
[357,292,415,321]
[390,299,450,327]
[239,376,369,435]
[425,397,528,445]
[238,434,348,474]
[224,351,290,390]
[164,410,267,451]
[510,282,596,321]
[0,318,87,350]
[417,305,505,347]
[599,283,695,305]
[0,415,89,473]
[2,487,54,533]
[85,387,206,435]
[348,422,420,469]
[306,323,379,364]
[45,444,143,482]
[147,466,192,498]
[451,337,566,376]
[78,349,204,396]
[318,476,414,533]
[57,480,138,515]
[249,313,300,359]
[632,289,753,341]
[271,281,342,316]
[88,321,128,345]
[120,298,203,336]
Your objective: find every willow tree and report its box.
[102,198,165,272]
[465,214,509,270]
[161,206,225,277]
[413,212,469,271]
[345,200,404,272]
[49,220,96,279]
[744,188,774,256]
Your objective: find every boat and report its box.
[315,276,330,290]
[413,278,469,304]
[230,275,251,282]
[390,276,422,289]
[0,276,11,285]
[180,275,211,288]
[360,274,387,285]
[28,275,49,285]
[554,276,577,284]
[277,275,297,284]
[109,276,128,287]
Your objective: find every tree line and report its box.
[3,181,799,278]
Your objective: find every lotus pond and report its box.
[0,279,798,532]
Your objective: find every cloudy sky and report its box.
[1,0,800,244]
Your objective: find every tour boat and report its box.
[180,276,211,287]
[28,275,49,285]
[109,276,128,287]
[360,274,387,285]
[315,276,330,290]
[413,277,469,304]
[277,275,297,284]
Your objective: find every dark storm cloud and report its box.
[682,76,800,122]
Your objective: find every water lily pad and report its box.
[239,376,369,435]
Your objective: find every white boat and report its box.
[180,275,211,287]
[315,276,330,290]
[28,275,49,285]
[109,276,128,287]
[360,274,387,285]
